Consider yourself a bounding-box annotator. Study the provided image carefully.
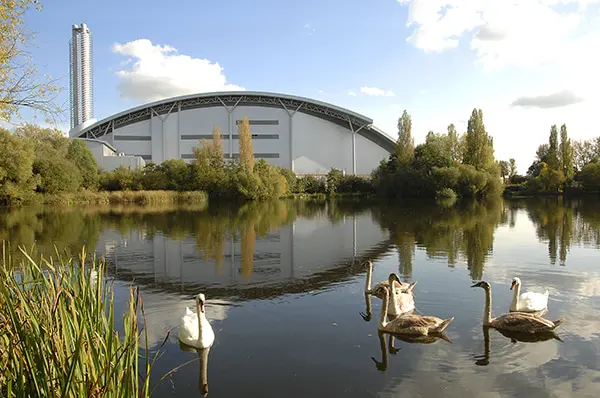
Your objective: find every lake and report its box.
[1,197,599,397]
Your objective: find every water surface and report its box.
[1,197,599,397]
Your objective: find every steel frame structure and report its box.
[76,91,396,173]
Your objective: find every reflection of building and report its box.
[97,211,392,298]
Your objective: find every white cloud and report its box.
[360,87,396,97]
[392,0,600,173]
[347,90,357,96]
[304,23,316,35]
[112,39,245,103]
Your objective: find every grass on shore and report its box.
[0,244,173,397]
[33,190,209,206]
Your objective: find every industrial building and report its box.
[68,24,395,174]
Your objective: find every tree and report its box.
[499,160,510,182]
[463,108,495,172]
[508,158,517,179]
[573,139,597,171]
[395,110,414,166]
[66,139,99,190]
[414,131,452,170]
[547,125,559,170]
[1,0,62,123]
[559,124,574,180]
[446,123,461,162]
[0,127,37,202]
[238,116,254,171]
[211,124,224,167]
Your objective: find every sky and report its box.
[16,0,600,174]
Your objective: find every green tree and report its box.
[238,116,254,171]
[395,110,414,166]
[0,128,37,202]
[508,158,517,179]
[446,123,461,162]
[463,108,495,172]
[33,156,82,194]
[1,0,62,122]
[573,139,597,171]
[499,160,510,182]
[66,139,99,190]
[559,124,574,180]
[414,131,452,170]
[160,159,190,191]
[547,125,560,170]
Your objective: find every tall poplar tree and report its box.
[463,108,494,171]
[447,123,461,162]
[547,125,560,170]
[238,116,254,171]
[559,123,574,180]
[395,110,414,166]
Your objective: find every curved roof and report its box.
[75,91,396,152]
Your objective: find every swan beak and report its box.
[199,301,205,313]
[510,281,515,290]
[470,283,478,288]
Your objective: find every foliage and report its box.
[559,124,574,181]
[462,109,496,172]
[547,125,560,170]
[0,245,170,397]
[326,168,343,195]
[395,110,414,166]
[372,108,502,200]
[0,128,37,203]
[67,139,99,190]
[0,0,62,123]
[578,162,600,192]
[238,116,254,172]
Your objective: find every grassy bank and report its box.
[0,245,170,397]
[29,190,209,206]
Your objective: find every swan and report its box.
[365,260,417,298]
[510,277,549,313]
[471,281,562,333]
[383,273,416,316]
[178,293,215,349]
[377,286,454,337]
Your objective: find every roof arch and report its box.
[74,91,396,152]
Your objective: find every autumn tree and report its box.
[463,109,495,172]
[210,124,224,169]
[547,125,560,170]
[1,0,62,122]
[238,116,254,171]
[395,110,414,166]
[559,124,574,180]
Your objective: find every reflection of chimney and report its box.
[69,23,94,129]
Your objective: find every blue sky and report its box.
[20,0,600,173]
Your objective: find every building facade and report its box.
[72,91,395,175]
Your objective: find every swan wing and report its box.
[495,312,555,331]
[518,291,549,311]
[390,314,442,329]
[395,292,415,312]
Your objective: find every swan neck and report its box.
[484,287,492,325]
[196,300,204,336]
[511,283,520,309]
[388,276,400,314]
[366,263,373,292]
[379,289,389,328]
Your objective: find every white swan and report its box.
[178,293,215,348]
[384,273,416,317]
[510,277,549,313]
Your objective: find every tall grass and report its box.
[0,244,169,397]
[31,190,209,206]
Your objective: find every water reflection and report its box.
[2,197,600,397]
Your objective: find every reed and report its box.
[0,243,170,397]
[30,190,209,206]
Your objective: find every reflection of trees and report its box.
[372,198,504,279]
[0,199,376,278]
[509,197,600,265]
